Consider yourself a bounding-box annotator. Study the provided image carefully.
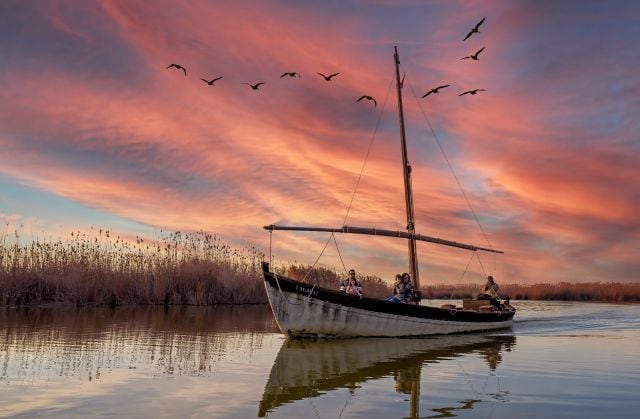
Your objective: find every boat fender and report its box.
[449,308,457,316]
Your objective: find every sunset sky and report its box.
[1,0,638,284]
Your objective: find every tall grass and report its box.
[0,228,266,306]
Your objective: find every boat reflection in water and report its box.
[258,333,516,418]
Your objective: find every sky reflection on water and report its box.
[1,302,639,418]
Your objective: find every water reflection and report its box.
[2,302,636,418]
[258,334,516,418]
[0,305,277,382]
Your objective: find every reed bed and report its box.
[0,228,266,306]
[423,282,640,302]
[2,227,638,305]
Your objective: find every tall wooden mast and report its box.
[394,46,420,289]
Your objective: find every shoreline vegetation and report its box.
[1,228,639,306]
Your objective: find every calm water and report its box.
[1,301,639,418]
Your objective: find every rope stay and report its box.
[400,66,495,255]
[269,229,273,267]
[270,74,394,289]
[332,233,349,276]
[400,67,504,287]
[342,73,395,226]
[271,232,334,306]
[449,251,476,301]
[301,233,335,283]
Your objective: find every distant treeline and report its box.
[1,228,639,305]
[423,282,640,302]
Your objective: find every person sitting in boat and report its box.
[478,275,499,300]
[340,269,362,295]
[345,279,361,296]
[385,274,404,303]
[401,272,415,303]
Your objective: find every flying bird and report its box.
[280,72,301,78]
[243,82,265,90]
[317,72,340,81]
[461,47,485,61]
[463,17,486,41]
[422,85,450,98]
[458,89,486,96]
[200,76,223,85]
[356,95,377,107]
[166,63,187,76]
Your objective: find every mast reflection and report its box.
[258,334,516,417]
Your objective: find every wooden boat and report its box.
[262,47,515,337]
[258,334,516,417]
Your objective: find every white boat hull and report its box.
[265,281,513,337]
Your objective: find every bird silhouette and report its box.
[461,47,485,61]
[356,95,377,107]
[243,82,265,90]
[463,17,486,41]
[422,85,450,98]
[280,72,301,78]
[200,76,223,85]
[166,63,187,76]
[458,89,486,96]
[318,72,340,81]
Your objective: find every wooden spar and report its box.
[263,225,504,254]
[394,46,421,289]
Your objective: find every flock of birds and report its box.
[422,17,487,98]
[166,17,488,107]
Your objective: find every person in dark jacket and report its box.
[401,273,414,303]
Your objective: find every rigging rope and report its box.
[332,233,349,276]
[337,389,355,419]
[273,67,501,290]
[400,66,494,255]
[301,233,335,283]
[449,252,476,301]
[271,232,336,306]
[269,229,273,266]
[475,251,488,277]
[342,73,395,226]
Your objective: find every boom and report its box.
[263,224,504,254]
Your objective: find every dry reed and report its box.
[0,228,266,306]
